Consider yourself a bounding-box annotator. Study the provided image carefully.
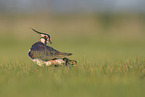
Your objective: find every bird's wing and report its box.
[28,42,72,61]
[45,45,72,59]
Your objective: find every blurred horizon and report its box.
[0,0,145,13]
[0,0,145,54]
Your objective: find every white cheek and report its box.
[40,38,45,43]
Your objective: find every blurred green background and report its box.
[0,0,145,97]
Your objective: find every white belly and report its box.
[31,58,65,66]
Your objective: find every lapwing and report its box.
[28,28,76,66]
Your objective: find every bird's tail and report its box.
[56,52,72,57]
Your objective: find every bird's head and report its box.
[30,27,52,45]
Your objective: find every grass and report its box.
[0,14,145,97]
[0,38,144,97]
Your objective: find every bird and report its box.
[28,28,76,66]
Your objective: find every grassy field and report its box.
[0,14,145,97]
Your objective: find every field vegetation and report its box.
[0,13,145,97]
